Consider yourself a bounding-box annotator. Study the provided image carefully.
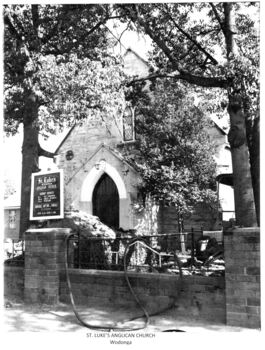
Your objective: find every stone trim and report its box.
[80,161,127,202]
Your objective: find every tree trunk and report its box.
[245,110,260,226]
[224,3,257,227]
[249,116,260,225]
[19,94,40,239]
[227,93,257,227]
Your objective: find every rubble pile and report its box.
[180,258,225,277]
[48,209,116,239]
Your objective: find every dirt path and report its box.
[3,299,259,333]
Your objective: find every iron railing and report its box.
[3,229,224,274]
[4,239,25,266]
[66,229,224,276]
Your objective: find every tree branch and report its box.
[4,13,32,61]
[4,13,23,42]
[56,19,107,54]
[38,143,57,158]
[41,8,115,48]
[8,10,26,37]
[163,4,218,65]
[41,48,63,55]
[128,5,177,67]
[31,5,39,30]
[178,43,196,61]
[223,3,236,57]
[103,24,127,50]
[128,70,228,89]
[209,3,226,36]
[118,20,132,43]
[125,4,219,76]
[86,20,105,37]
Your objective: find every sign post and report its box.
[29,169,64,221]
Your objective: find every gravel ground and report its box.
[3,298,260,333]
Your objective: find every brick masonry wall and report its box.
[224,227,260,329]
[59,270,225,324]
[7,228,225,325]
[24,228,71,305]
[157,204,218,235]
[4,266,24,300]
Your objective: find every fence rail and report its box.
[66,229,224,276]
[3,229,224,275]
[4,239,25,266]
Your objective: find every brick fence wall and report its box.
[18,227,260,329]
[24,228,71,304]
[60,270,226,324]
[4,266,24,301]
[224,227,260,329]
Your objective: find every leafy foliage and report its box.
[117,2,260,226]
[118,3,259,128]
[6,53,125,136]
[4,4,124,136]
[130,79,217,217]
[4,57,123,136]
[3,4,127,236]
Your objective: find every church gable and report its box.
[59,139,139,230]
[53,48,233,233]
[123,48,150,77]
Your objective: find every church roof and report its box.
[54,125,75,154]
[89,143,138,173]
[210,114,229,135]
[54,50,229,153]
[124,47,150,67]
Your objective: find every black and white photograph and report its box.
[2,0,262,345]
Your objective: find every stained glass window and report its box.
[123,106,134,142]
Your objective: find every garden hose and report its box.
[123,237,183,322]
[65,232,148,331]
[65,233,182,331]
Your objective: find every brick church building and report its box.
[4,49,234,239]
[53,48,234,235]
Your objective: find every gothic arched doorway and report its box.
[92,173,119,228]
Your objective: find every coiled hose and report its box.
[123,237,183,322]
[65,233,182,331]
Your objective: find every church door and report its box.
[92,173,119,228]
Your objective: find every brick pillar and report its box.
[224,227,260,328]
[24,228,71,304]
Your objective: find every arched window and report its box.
[123,106,135,142]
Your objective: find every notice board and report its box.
[30,169,64,220]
